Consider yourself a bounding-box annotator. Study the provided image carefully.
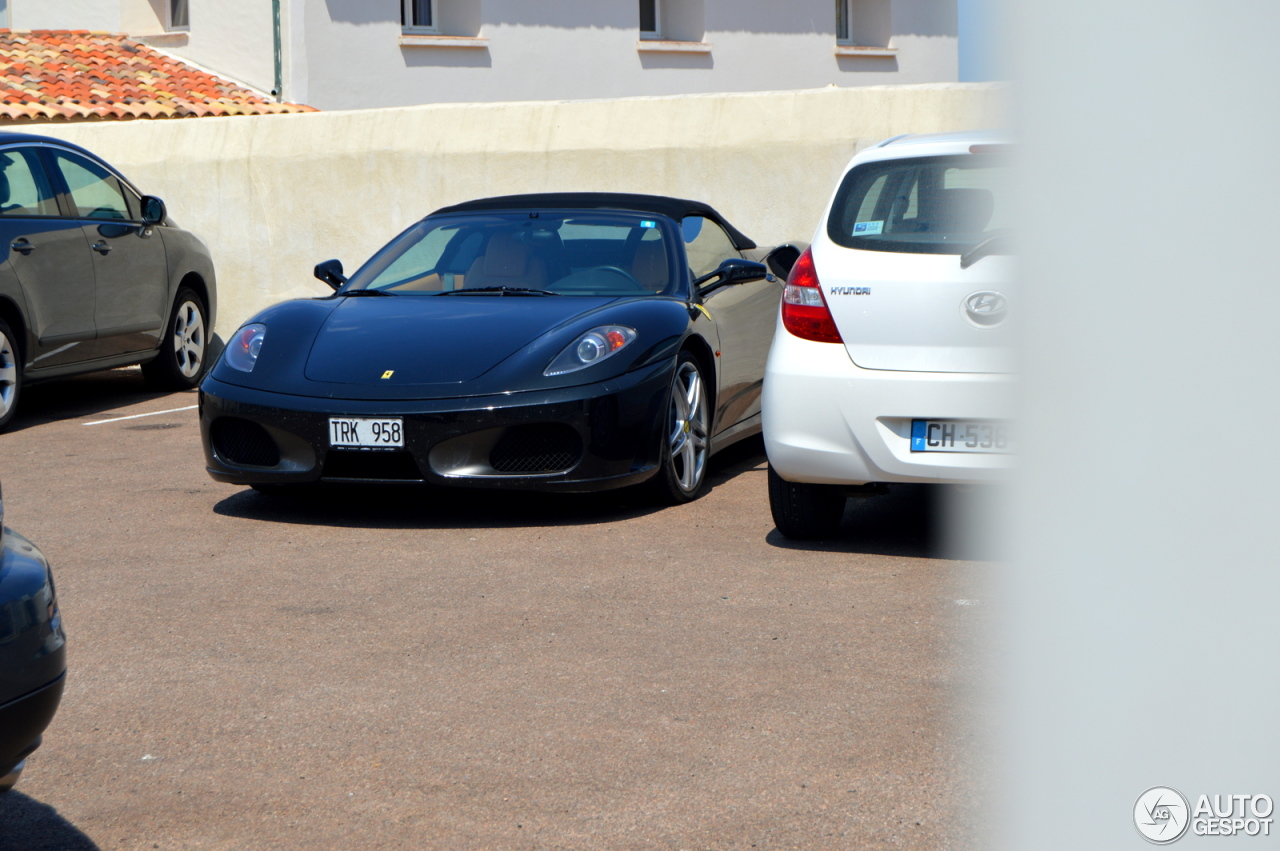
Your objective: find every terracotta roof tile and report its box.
[0,29,315,122]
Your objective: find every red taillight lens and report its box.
[781,247,843,343]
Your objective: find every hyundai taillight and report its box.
[781,248,843,343]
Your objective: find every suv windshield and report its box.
[346,211,679,297]
[827,153,1010,255]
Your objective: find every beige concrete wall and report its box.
[22,83,1007,334]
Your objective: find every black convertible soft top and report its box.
[432,192,757,250]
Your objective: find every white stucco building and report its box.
[1,0,959,109]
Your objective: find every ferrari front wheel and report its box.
[650,351,710,504]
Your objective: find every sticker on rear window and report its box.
[853,221,884,235]
[640,220,657,229]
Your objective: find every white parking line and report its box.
[83,405,198,426]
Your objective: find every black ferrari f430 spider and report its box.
[198,193,801,502]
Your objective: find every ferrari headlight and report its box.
[544,325,637,376]
[225,324,267,373]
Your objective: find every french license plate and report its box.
[910,420,1010,453]
[328,417,404,448]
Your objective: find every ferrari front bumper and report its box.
[199,361,673,492]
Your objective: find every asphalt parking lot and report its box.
[0,367,990,850]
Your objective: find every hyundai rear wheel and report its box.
[768,464,846,539]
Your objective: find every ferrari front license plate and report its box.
[328,417,404,448]
[910,420,1010,453]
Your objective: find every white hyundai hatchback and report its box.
[763,131,1014,538]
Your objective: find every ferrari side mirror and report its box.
[695,258,769,293]
[723,259,769,284]
[314,258,347,290]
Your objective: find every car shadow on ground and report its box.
[9,367,186,434]
[4,336,225,434]
[0,792,100,851]
[765,483,1000,562]
[212,436,770,531]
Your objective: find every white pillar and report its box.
[1000,1,1280,848]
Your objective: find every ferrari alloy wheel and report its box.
[143,288,208,390]
[0,318,21,432]
[651,351,710,503]
[767,464,847,540]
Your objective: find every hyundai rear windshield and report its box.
[827,153,1011,255]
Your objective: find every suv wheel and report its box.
[0,318,22,432]
[768,464,846,539]
[143,288,209,390]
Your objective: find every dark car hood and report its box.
[303,294,616,387]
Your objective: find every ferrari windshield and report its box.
[346,211,680,297]
[827,153,1011,255]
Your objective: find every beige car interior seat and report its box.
[630,236,669,293]
[464,231,549,290]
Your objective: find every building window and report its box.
[170,0,189,30]
[403,0,439,33]
[639,0,661,39]
[835,0,851,44]
[835,0,892,49]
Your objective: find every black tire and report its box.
[648,350,712,504]
[0,317,22,433]
[0,759,23,793]
[142,288,209,390]
[768,464,846,540]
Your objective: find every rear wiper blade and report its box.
[341,288,397,296]
[435,286,561,296]
[960,232,1013,269]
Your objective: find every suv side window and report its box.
[0,149,59,217]
[50,151,137,221]
[681,215,739,279]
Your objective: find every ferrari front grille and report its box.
[322,450,423,481]
[489,424,583,474]
[210,417,280,467]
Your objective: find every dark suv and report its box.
[0,133,217,431]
